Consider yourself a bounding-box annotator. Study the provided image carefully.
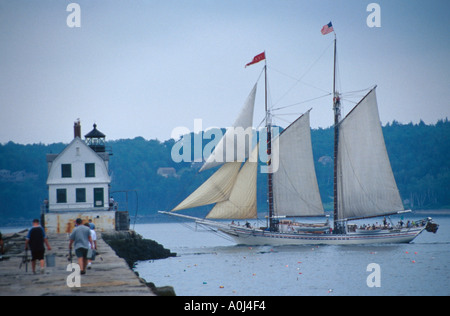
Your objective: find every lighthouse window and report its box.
[76,188,86,203]
[85,163,95,178]
[56,189,67,203]
[61,164,72,178]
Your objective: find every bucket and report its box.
[87,249,96,261]
[46,253,56,267]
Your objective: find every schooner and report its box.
[160,32,438,245]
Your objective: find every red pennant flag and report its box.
[245,52,266,67]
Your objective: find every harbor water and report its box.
[134,213,450,296]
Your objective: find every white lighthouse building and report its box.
[44,120,129,233]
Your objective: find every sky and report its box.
[0,0,449,144]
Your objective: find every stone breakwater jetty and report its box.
[0,230,176,296]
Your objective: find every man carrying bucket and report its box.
[25,219,52,274]
[69,218,93,275]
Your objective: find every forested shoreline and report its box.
[1,119,449,224]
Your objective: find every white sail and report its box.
[337,88,404,220]
[200,84,257,171]
[272,110,324,217]
[206,145,258,219]
[172,162,242,212]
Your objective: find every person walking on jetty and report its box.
[25,219,52,274]
[69,218,93,275]
[85,223,97,270]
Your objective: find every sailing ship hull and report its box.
[218,225,426,246]
[159,212,432,246]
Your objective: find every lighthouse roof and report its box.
[85,124,105,138]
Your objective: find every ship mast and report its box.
[332,34,343,234]
[265,60,276,231]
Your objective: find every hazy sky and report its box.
[1,0,449,144]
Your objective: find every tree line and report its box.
[0,119,449,224]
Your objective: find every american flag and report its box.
[321,22,334,35]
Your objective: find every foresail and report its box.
[200,83,257,171]
[206,145,258,219]
[172,162,242,212]
[337,88,404,220]
[272,110,324,217]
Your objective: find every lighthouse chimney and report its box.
[74,119,81,138]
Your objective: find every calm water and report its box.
[134,214,450,296]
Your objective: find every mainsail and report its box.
[272,110,324,217]
[337,87,404,220]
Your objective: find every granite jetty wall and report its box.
[0,230,176,296]
[102,230,176,268]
